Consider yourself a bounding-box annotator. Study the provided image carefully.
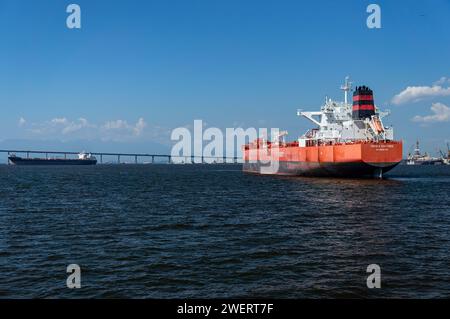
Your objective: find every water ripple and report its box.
[0,164,449,298]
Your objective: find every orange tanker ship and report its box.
[243,78,403,178]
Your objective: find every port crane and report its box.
[438,143,450,165]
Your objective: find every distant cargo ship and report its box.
[243,77,403,178]
[8,152,97,165]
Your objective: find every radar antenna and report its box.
[340,76,352,105]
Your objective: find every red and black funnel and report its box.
[352,86,375,120]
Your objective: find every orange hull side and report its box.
[244,141,403,164]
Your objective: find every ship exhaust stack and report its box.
[352,85,375,120]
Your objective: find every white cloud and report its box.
[133,117,147,136]
[433,77,450,86]
[51,117,69,125]
[44,117,93,135]
[18,117,26,127]
[102,119,128,130]
[22,117,152,141]
[101,118,147,137]
[62,118,92,135]
[392,83,450,105]
[412,102,450,123]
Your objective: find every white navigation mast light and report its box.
[340,76,352,105]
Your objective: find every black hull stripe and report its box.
[243,161,400,177]
[9,158,97,165]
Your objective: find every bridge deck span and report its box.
[0,149,241,164]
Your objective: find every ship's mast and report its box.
[340,76,352,105]
[414,140,421,156]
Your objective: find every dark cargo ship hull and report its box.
[8,156,97,165]
[243,161,400,178]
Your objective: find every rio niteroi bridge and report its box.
[0,149,241,164]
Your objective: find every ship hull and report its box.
[243,141,402,178]
[8,156,97,166]
[406,160,443,166]
[243,161,399,177]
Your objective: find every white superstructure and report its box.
[296,77,394,146]
[78,151,96,160]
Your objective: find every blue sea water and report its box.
[0,164,449,298]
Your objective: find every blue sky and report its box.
[0,0,449,156]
